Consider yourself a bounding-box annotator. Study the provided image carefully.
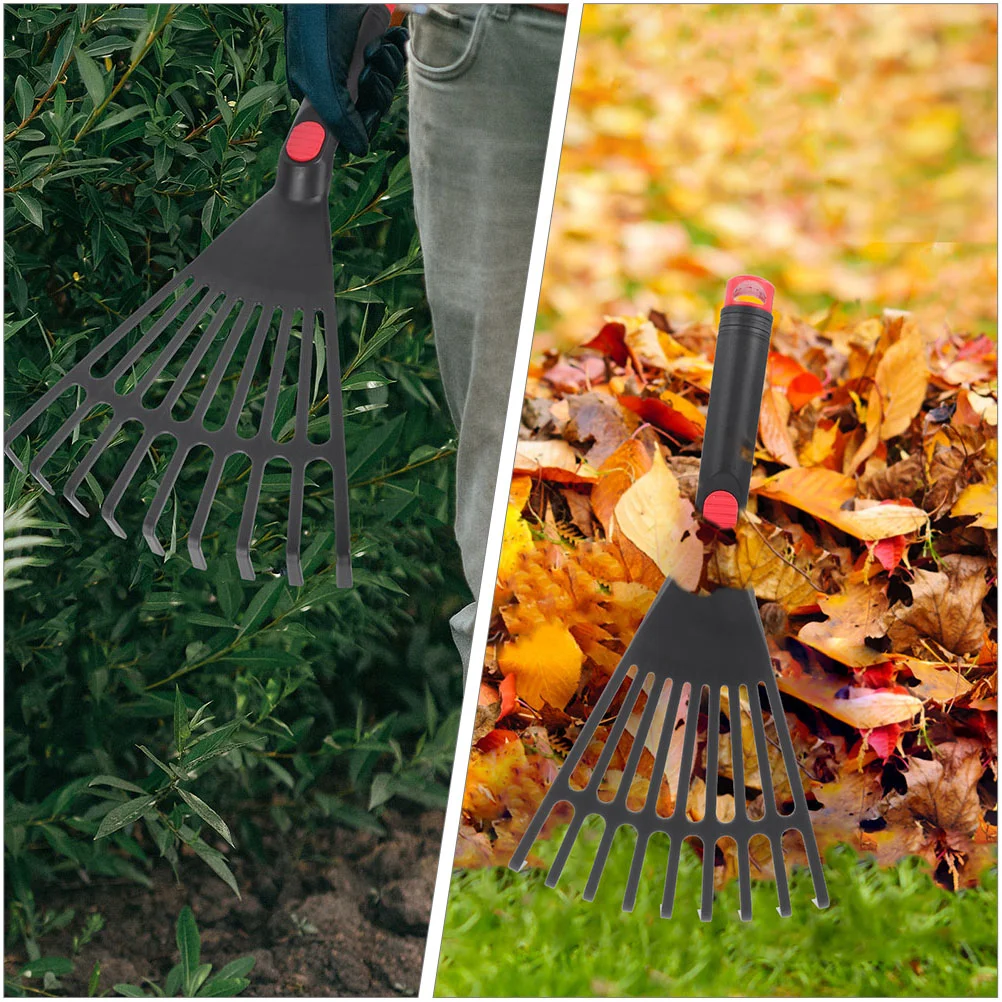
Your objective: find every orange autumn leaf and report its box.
[513,440,599,484]
[498,622,584,710]
[758,386,799,467]
[873,320,930,440]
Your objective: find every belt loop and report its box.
[491,5,512,21]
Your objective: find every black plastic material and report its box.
[695,302,773,514]
[510,279,828,921]
[4,5,390,588]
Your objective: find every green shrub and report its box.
[4,0,464,925]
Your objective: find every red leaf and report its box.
[582,321,629,367]
[787,371,825,410]
[865,722,903,761]
[867,534,908,572]
[476,729,520,752]
[768,352,824,410]
[498,673,517,721]
[618,394,703,441]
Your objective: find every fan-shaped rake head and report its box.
[3,90,371,588]
[509,581,829,922]
[2,250,352,585]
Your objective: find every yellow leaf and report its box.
[497,504,534,583]
[498,623,584,710]
[798,421,838,467]
[798,572,890,667]
[613,447,702,590]
[874,321,929,440]
[778,670,923,729]
[709,521,818,611]
[951,481,998,530]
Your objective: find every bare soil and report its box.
[7,809,444,997]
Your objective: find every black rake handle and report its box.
[275,4,391,204]
[695,275,775,529]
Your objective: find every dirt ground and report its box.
[8,809,445,997]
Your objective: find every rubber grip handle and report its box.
[695,276,775,529]
[275,4,391,204]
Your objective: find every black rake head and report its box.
[509,581,830,922]
[4,184,352,588]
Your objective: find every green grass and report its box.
[436,827,997,997]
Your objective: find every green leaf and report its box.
[19,956,74,979]
[75,47,106,106]
[197,977,251,997]
[368,772,394,811]
[189,838,241,898]
[14,75,34,122]
[95,795,157,839]
[12,191,43,229]
[114,986,146,997]
[173,686,190,754]
[213,957,255,982]
[175,906,200,994]
[88,775,147,795]
[177,787,234,846]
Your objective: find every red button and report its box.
[285,121,326,162]
[703,489,739,529]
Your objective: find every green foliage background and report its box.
[3,0,466,960]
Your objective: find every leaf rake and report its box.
[4,6,391,588]
[509,276,830,921]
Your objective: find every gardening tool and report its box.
[4,5,392,588]
[509,275,829,921]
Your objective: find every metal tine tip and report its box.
[544,812,584,889]
[142,447,189,557]
[101,430,155,538]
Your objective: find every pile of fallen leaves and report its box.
[458,304,997,892]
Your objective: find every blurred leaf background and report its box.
[538,3,997,351]
[3,2,465,978]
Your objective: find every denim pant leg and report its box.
[407,5,565,672]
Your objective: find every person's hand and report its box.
[284,5,408,156]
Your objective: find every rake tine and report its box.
[544,812,585,889]
[260,310,294,440]
[703,686,722,825]
[187,452,226,570]
[737,835,753,921]
[142,446,189,557]
[748,684,778,812]
[669,685,701,820]
[3,279,189,465]
[641,680,683,813]
[63,417,126,514]
[803,827,830,909]
[236,461,265,582]
[582,823,616,901]
[190,301,254,423]
[508,793,559,873]
[699,835,716,922]
[27,400,94,493]
[106,281,206,385]
[224,306,273,431]
[661,836,682,919]
[125,286,215,396]
[729,685,747,820]
[772,834,792,917]
[286,463,306,587]
[152,295,237,416]
[101,430,155,537]
[615,674,663,808]
[6,385,86,471]
[508,651,621,870]
[621,831,650,913]
[321,307,352,587]
[584,668,649,797]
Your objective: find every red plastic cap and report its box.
[285,121,326,162]
[703,489,739,530]
[724,275,774,313]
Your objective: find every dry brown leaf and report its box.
[778,668,922,729]
[797,572,891,667]
[886,554,991,656]
[708,520,819,611]
[900,657,974,704]
[874,320,929,439]
[513,439,599,483]
[759,387,799,467]
[613,446,703,590]
[591,438,652,535]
